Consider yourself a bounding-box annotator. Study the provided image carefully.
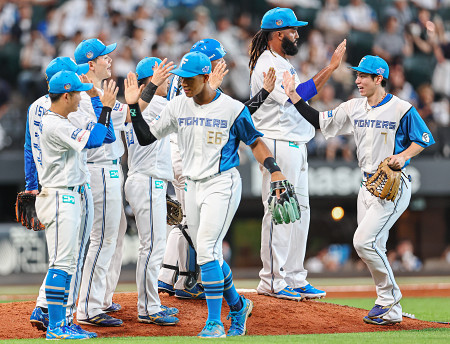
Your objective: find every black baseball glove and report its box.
[268,180,301,225]
[15,191,45,231]
[166,195,183,226]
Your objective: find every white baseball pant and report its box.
[258,139,311,294]
[125,173,167,316]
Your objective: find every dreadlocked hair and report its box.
[249,30,272,78]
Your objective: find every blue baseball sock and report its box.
[221,261,242,311]
[45,268,68,328]
[200,260,224,324]
[63,275,72,323]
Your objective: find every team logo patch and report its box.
[110,170,119,178]
[86,51,94,59]
[64,83,71,90]
[71,128,82,140]
[62,195,75,204]
[376,67,385,75]
[422,132,430,143]
[155,180,164,189]
[202,66,210,73]
[276,19,283,26]
[327,110,333,118]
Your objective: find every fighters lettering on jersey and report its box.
[178,117,227,128]
[354,119,396,130]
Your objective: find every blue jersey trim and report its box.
[24,105,39,190]
[219,106,263,173]
[394,106,435,167]
[372,93,393,109]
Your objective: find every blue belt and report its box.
[68,185,85,194]
[88,159,119,165]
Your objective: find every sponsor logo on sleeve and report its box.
[327,110,333,118]
[71,128,82,140]
[422,132,430,143]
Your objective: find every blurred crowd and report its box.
[0,0,449,158]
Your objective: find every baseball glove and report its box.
[268,180,301,225]
[15,191,45,231]
[166,195,183,226]
[365,157,401,201]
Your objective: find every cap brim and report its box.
[292,21,308,27]
[100,43,117,56]
[170,69,199,78]
[349,66,374,74]
[77,83,93,92]
[76,63,90,75]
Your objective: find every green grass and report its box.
[3,329,450,344]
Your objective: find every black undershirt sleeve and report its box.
[244,88,270,115]
[140,82,158,103]
[293,99,320,129]
[128,103,157,146]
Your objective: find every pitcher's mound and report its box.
[1,292,448,339]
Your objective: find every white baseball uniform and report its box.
[149,92,262,265]
[318,93,434,320]
[69,91,128,320]
[251,50,315,293]
[124,95,173,316]
[27,95,95,323]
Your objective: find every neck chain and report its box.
[366,92,387,113]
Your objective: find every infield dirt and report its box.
[0,292,449,339]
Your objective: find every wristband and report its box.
[264,157,281,174]
[98,106,111,126]
[140,82,158,103]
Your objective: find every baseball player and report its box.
[123,56,179,325]
[35,70,115,339]
[69,38,129,327]
[27,57,113,338]
[124,51,295,338]
[282,55,435,325]
[249,7,346,300]
[158,38,277,299]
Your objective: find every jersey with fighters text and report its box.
[319,94,435,173]
[125,95,173,180]
[68,90,128,163]
[150,92,263,181]
[250,50,315,143]
[39,111,91,187]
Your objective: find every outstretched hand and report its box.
[151,58,175,86]
[282,71,300,103]
[101,79,119,108]
[330,39,346,71]
[263,67,276,93]
[209,60,228,90]
[80,74,99,98]
[124,71,144,104]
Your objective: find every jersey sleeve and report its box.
[53,120,91,152]
[150,100,178,139]
[111,100,128,131]
[318,100,354,139]
[231,106,264,146]
[397,106,435,148]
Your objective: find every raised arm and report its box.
[245,67,276,114]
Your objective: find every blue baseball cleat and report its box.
[197,320,226,338]
[293,284,326,299]
[226,296,253,336]
[158,281,175,296]
[175,284,205,300]
[46,320,89,340]
[161,305,179,316]
[104,302,121,313]
[78,312,123,327]
[69,323,97,338]
[363,316,402,325]
[368,302,399,319]
[138,311,179,325]
[30,306,49,332]
[258,286,303,301]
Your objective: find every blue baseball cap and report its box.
[136,57,162,81]
[74,38,117,64]
[190,39,226,61]
[350,55,389,79]
[261,7,308,31]
[170,52,212,78]
[46,57,89,81]
[48,70,93,94]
